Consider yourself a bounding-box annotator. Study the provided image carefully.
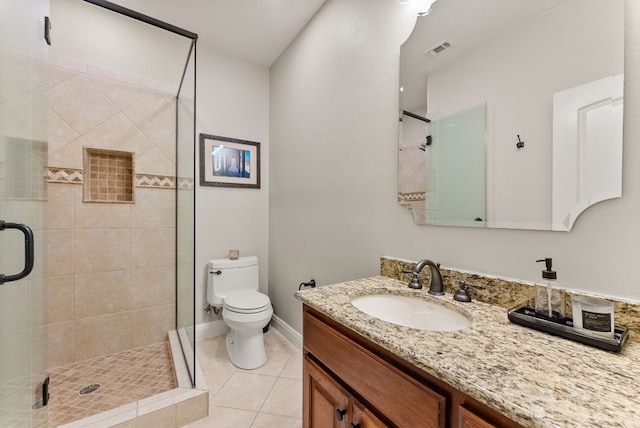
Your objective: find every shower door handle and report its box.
[0,220,34,284]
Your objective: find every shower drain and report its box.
[78,383,101,395]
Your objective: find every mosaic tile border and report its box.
[177,177,195,190]
[47,168,83,184]
[380,256,640,341]
[397,191,425,203]
[137,173,176,189]
[46,167,177,190]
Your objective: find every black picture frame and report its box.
[199,134,261,189]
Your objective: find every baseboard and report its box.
[195,319,229,340]
[194,316,302,350]
[270,314,303,350]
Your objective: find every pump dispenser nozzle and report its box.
[536,258,557,280]
[535,258,562,318]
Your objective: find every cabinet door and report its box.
[459,406,499,428]
[304,356,350,428]
[351,399,387,428]
[304,308,446,428]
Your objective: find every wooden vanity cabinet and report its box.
[459,407,501,428]
[304,355,386,428]
[303,305,522,428]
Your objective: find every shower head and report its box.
[419,135,432,151]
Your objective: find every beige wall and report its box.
[50,0,189,89]
[195,43,270,327]
[269,0,640,334]
[45,58,176,366]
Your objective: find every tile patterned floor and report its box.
[0,330,301,428]
[5,341,177,427]
[45,341,176,426]
[186,329,303,428]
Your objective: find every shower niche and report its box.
[83,147,134,203]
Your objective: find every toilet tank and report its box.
[207,256,259,307]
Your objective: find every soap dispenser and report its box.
[535,258,565,319]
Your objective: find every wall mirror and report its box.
[398,0,624,230]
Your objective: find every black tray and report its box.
[507,303,629,353]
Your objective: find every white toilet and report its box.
[207,256,273,369]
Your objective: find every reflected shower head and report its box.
[419,135,432,151]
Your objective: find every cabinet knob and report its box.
[335,408,347,421]
[350,424,361,428]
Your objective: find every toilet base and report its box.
[226,328,267,369]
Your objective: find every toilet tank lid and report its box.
[209,256,258,269]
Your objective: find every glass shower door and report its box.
[429,104,487,227]
[176,39,197,385]
[0,0,49,424]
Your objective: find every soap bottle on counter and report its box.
[535,258,565,319]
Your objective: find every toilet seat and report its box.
[223,290,271,314]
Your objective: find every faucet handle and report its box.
[453,282,471,302]
[407,272,423,289]
[453,281,485,302]
[402,270,423,289]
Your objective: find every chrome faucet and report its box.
[406,259,445,295]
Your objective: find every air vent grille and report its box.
[426,40,454,56]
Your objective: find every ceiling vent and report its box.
[425,40,454,56]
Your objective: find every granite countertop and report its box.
[295,276,640,428]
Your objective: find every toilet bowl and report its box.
[207,257,273,369]
[222,290,273,369]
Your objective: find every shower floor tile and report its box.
[43,341,175,427]
[0,341,176,427]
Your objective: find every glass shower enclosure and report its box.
[0,1,49,425]
[0,2,198,424]
[82,0,199,387]
[176,37,197,383]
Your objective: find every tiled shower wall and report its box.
[45,55,178,367]
[398,114,427,222]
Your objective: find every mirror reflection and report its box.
[398,0,624,230]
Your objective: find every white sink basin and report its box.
[351,294,472,331]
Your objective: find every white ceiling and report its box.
[400,0,571,111]
[107,0,326,67]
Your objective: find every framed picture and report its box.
[199,134,260,188]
